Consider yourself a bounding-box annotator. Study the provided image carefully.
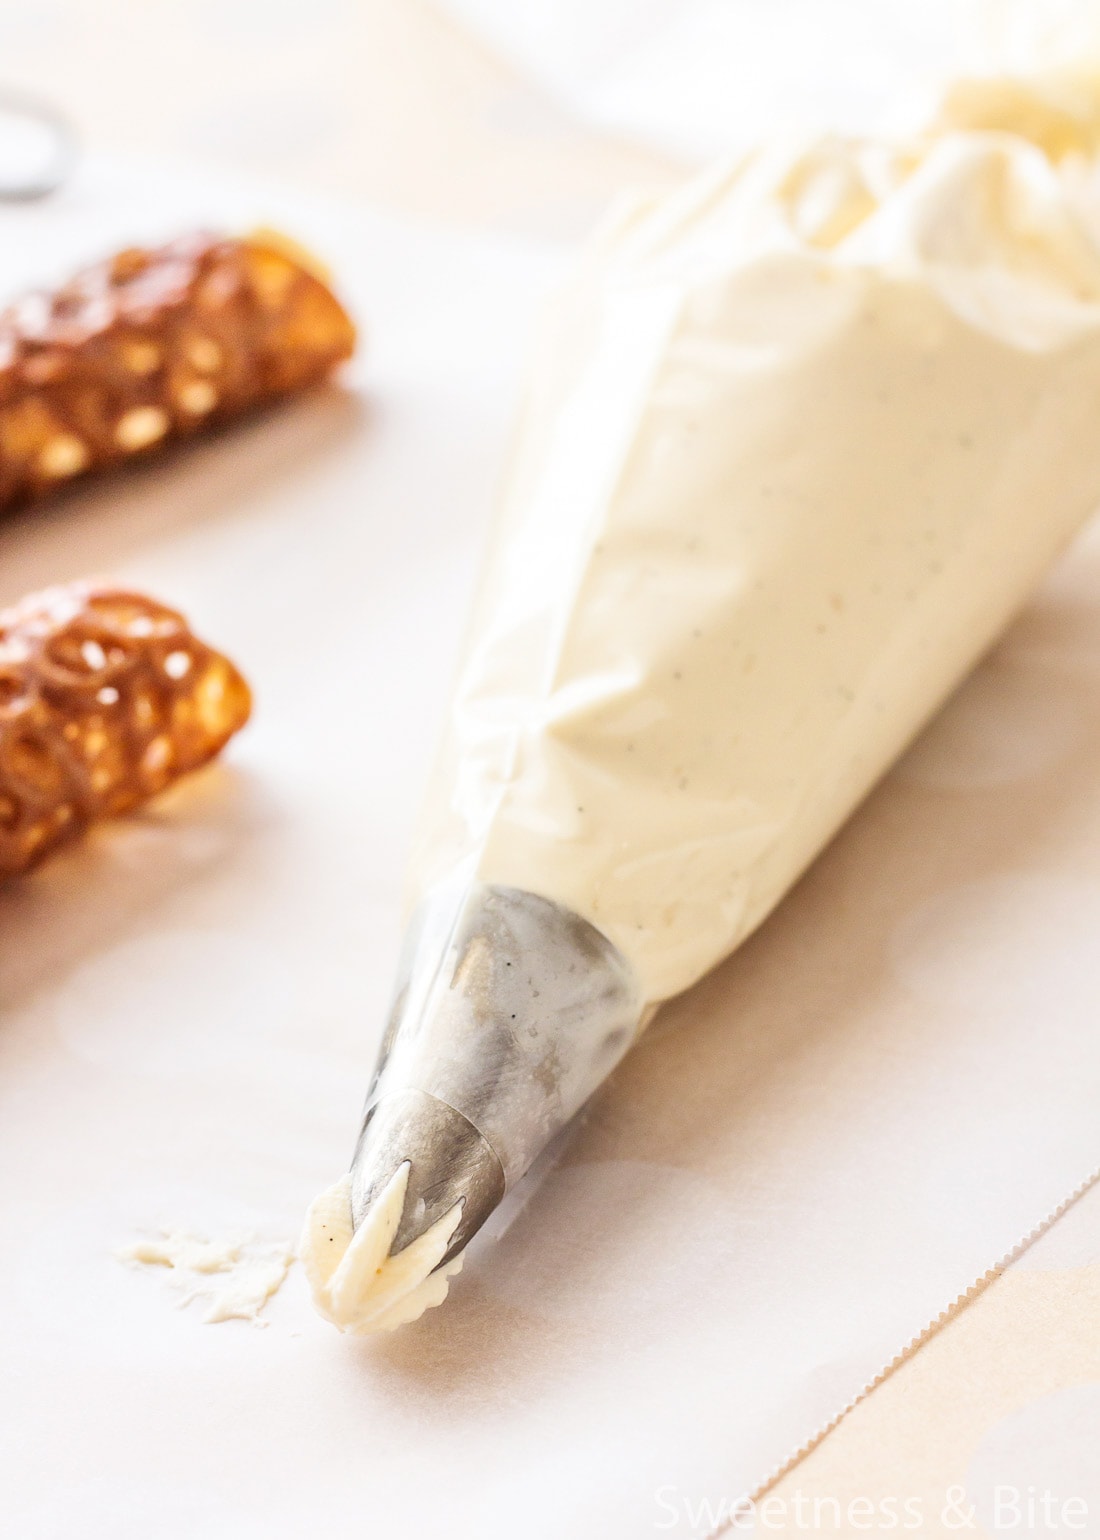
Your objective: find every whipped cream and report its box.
[300,1166,464,1334]
[410,75,1100,1004]
[117,1228,294,1325]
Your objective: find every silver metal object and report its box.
[0,91,76,201]
[349,881,645,1269]
[350,1088,505,1264]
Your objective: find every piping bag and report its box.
[302,70,1100,1333]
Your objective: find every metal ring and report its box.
[0,91,77,201]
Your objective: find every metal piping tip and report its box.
[302,881,644,1334]
[349,1088,506,1269]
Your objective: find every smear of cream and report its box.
[116,1226,295,1326]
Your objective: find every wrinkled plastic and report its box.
[364,879,645,1188]
[408,100,1100,1005]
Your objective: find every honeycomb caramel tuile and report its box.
[0,582,251,876]
[0,231,356,508]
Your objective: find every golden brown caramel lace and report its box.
[0,231,356,508]
[0,582,251,876]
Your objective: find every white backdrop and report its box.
[437,0,1100,160]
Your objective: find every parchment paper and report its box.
[0,154,1098,1539]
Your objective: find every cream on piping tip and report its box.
[300,1164,465,1334]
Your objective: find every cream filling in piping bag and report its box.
[305,71,1100,1333]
